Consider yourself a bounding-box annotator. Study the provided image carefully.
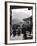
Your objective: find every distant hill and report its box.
[22,16,32,27]
[23,16,32,21]
[12,18,24,25]
[12,16,32,25]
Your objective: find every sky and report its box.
[12,8,32,24]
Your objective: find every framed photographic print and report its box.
[5,1,36,44]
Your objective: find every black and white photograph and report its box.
[10,6,33,40]
[5,2,36,44]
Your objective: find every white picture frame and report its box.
[5,1,36,45]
